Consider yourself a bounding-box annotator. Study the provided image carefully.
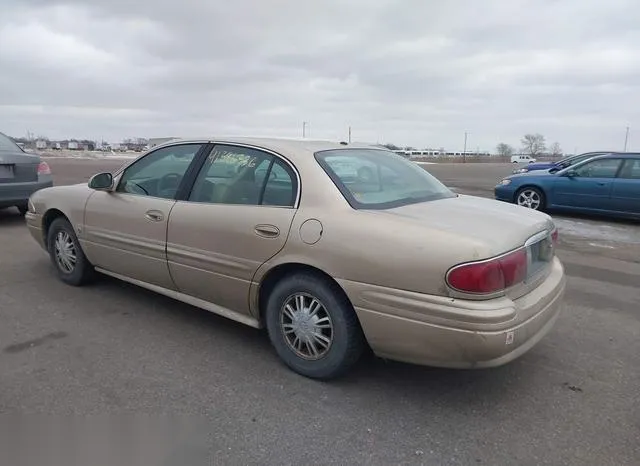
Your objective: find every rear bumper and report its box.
[0,179,53,207]
[338,257,566,369]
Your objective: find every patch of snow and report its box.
[416,161,435,165]
[553,217,640,244]
[588,242,616,249]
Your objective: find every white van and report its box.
[511,154,537,163]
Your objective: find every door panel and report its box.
[83,192,177,289]
[610,179,640,214]
[82,142,205,289]
[167,143,299,315]
[551,177,614,210]
[167,203,296,314]
[551,158,621,210]
[610,159,640,214]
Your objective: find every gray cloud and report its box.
[1,0,639,152]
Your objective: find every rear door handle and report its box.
[145,210,164,222]
[255,224,280,238]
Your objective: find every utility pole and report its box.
[624,126,630,152]
[463,132,468,163]
[302,121,308,138]
[348,126,352,143]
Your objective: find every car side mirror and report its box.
[88,172,114,190]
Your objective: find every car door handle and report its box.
[255,224,280,238]
[144,210,164,222]
[597,182,607,186]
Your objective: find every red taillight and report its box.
[447,248,528,294]
[551,228,559,246]
[38,161,51,176]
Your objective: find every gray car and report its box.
[0,132,53,214]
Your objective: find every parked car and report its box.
[0,131,53,215]
[26,138,566,379]
[512,151,612,174]
[511,154,537,163]
[495,153,640,219]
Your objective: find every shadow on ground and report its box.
[0,207,26,226]
[86,272,537,398]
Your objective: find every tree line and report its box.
[496,134,562,158]
[381,134,563,157]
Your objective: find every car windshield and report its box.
[0,132,22,152]
[315,148,455,209]
[557,153,606,168]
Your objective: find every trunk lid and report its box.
[0,151,40,183]
[382,194,554,255]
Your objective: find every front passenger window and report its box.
[116,144,202,199]
[574,159,621,178]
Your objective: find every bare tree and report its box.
[521,133,546,156]
[550,142,563,157]
[496,143,515,157]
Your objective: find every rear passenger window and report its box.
[619,159,640,179]
[189,145,297,207]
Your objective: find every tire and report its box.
[265,273,365,380]
[515,186,545,211]
[47,217,95,286]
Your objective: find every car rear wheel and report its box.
[265,273,365,379]
[516,187,545,211]
[47,217,95,286]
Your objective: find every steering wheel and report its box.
[158,173,182,197]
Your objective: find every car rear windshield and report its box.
[315,148,456,209]
[0,133,22,152]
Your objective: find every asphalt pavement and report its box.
[0,157,638,465]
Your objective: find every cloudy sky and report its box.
[1,0,639,152]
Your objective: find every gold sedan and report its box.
[25,138,566,379]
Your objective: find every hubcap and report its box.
[54,231,77,273]
[280,293,334,360]
[517,190,541,210]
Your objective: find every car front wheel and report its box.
[47,217,95,286]
[265,273,365,379]
[516,187,545,211]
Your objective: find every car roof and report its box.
[591,152,640,159]
[153,136,384,158]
